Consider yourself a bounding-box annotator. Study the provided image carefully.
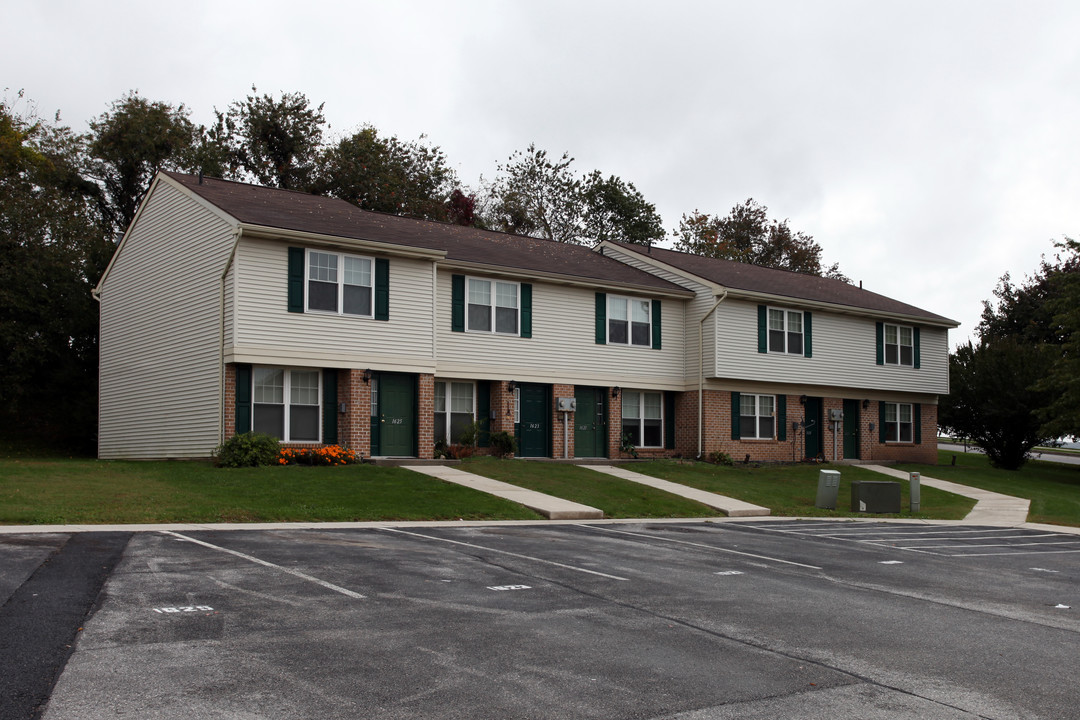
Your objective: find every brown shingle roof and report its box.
[163,172,690,295]
[607,241,958,326]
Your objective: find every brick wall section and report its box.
[417,374,435,459]
[224,364,237,440]
[672,389,939,464]
[338,369,371,457]
[549,383,574,459]
[490,382,514,435]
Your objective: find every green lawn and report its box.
[899,450,1080,527]
[624,460,976,520]
[0,458,542,524]
[458,457,719,519]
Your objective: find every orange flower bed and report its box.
[278,445,358,466]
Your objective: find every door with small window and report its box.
[574,387,607,458]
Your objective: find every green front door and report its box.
[804,396,823,460]
[574,386,608,458]
[376,373,416,457]
[843,399,861,459]
[516,383,550,458]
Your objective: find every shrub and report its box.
[215,433,281,468]
[708,451,734,466]
[620,433,639,459]
[278,445,358,466]
[489,431,517,458]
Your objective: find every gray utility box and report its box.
[850,480,901,513]
[815,469,841,509]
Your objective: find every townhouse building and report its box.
[95,172,956,464]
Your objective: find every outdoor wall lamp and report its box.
[507,380,517,391]
[799,395,807,405]
[362,369,372,383]
[862,399,870,410]
[611,387,620,399]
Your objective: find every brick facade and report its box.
[226,363,937,463]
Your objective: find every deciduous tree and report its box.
[581,171,664,246]
[222,87,325,191]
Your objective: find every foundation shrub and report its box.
[215,433,281,468]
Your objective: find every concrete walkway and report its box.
[587,465,771,517]
[400,465,604,520]
[862,464,1031,525]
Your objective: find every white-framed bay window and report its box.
[467,277,519,335]
[434,381,475,444]
[252,367,321,442]
[883,402,913,442]
[739,394,775,440]
[622,390,662,447]
[608,295,652,347]
[307,249,373,317]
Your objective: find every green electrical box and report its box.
[850,480,901,513]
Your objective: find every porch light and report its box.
[862,399,870,410]
[799,395,807,405]
[362,369,372,383]
[611,387,620,399]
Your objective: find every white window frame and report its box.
[306,249,374,317]
[884,402,913,442]
[621,390,663,448]
[767,307,803,355]
[466,277,520,335]
[608,295,652,347]
[434,380,477,445]
[884,323,914,366]
[252,367,322,443]
[739,394,776,440]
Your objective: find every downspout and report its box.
[698,290,728,459]
[219,228,243,444]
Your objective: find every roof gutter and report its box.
[698,289,728,459]
[239,223,446,261]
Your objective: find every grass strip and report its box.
[458,457,719,518]
[0,459,542,524]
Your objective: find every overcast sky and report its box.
[7,0,1080,346]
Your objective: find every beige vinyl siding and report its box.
[601,245,717,380]
[713,299,949,394]
[98,181,236,458]
[232,240,434,370]
[436,272,687,390]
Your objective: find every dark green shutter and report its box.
[287,247,304,313]
[477,380,491,448]
[777,394,787,441]
[878,401,887,443]
[913,327,921,369]
[876,322,885,365]
[451,274,465,332]
[803,312,813,358]
[914,403,922,444]
[757,305,767,353]
[595,292,607,344]
[664,391,676,449]
[235,364,252,434]
[731,391,741,440]
[322,369,338,444]
[652,299,662,350]
[520,283,532,338]
[374,258,389,321]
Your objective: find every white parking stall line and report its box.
[949,548,1080,557]
[895,538,1080,550]
[378,528,629,581]
[163,531,365,599]
[880,533,1070,544]
[579,525,823,570]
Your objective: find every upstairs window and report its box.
[467,278,519,335]
[768,308,803,355]
[307,250,373,317]
[609,296,652,347]
[884,324,914,366]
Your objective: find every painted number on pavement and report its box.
[153,605,214,613]
[714,571,744,576]
[487,585,531,591]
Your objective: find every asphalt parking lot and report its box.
[2,520,1078,719]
